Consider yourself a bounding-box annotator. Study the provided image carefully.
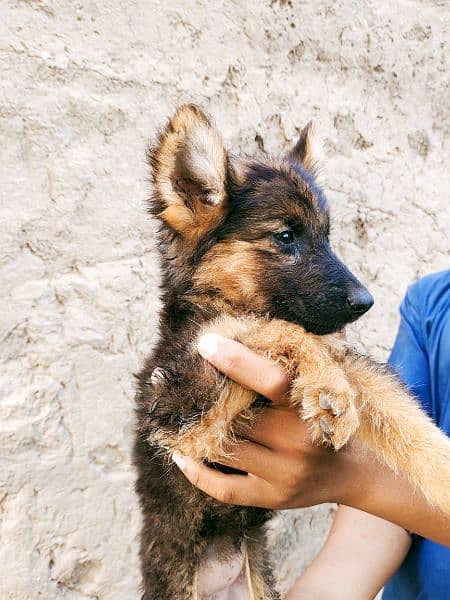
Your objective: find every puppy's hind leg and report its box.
[246,533,280,600]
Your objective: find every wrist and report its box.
[296,444,364,507]
[328,441,374,507]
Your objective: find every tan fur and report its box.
[152,104,228,245]
[342,356,450,511]
[162,314,450,514]
[157,381,255,461]
[194,242,267,310]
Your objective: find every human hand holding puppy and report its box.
[172,334,450,548]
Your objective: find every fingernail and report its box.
[198,333,221,360]
[172,451,186,471]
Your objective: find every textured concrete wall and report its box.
[1,1,448,598]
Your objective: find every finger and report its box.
[197,334,290,404]
[216,439,283,479]
[244,407,312,450]
[172,452,278,508]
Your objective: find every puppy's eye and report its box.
[274,230,294,244]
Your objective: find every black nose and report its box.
[346,288,374,315]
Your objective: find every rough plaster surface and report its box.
[1,1,449,598]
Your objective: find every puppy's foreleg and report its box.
[342,353,450,514]
[198,316,360,451]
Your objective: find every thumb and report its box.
[197,334,290,404]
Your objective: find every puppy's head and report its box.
[148,104,373,334]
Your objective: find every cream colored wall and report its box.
[1,1,448,598]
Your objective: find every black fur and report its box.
[133,107,373,598]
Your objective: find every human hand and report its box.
[172,334,353,509]
[169,334,450,547]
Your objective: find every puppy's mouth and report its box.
[301,320,346,335]
[274,297,360,335]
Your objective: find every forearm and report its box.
[288,450,448,600]
[287,445,450,599]
[336,442,450,547]
[286,506,411,600]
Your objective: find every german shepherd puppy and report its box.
[133,105,450,599]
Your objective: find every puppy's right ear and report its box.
[148,105,228,245]
[285,121,319,176]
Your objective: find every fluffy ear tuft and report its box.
[285,121,320,175]
[148,104,228,241]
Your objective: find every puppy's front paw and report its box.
[301,387,359,450]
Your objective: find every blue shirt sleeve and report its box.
[383,271,450,600]
[388,285,432,417]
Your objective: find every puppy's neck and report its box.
[182,290,247,319]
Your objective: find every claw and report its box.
[151,367,167,386]
[332,406,344,417]
[319,392,332,410]
[148,398,159,414]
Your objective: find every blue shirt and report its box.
[383,270,450,600]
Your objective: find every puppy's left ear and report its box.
[285,121,319,175]
[148,104,228,243]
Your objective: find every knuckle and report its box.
[221,352,238,373]
[284,469,301,496]
[276,495,290,509]
[218,487,235,505]
[191,471,201,488]
[277,489,294,509]
[269,370,291,399]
